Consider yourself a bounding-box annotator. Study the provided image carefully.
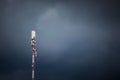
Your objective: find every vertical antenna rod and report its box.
[31,30,37,80]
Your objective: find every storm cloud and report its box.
[0,0,120,80]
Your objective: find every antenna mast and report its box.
[31,30,37,80]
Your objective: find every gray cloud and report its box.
[0,0,120,80]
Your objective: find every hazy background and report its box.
[0,0,120,80]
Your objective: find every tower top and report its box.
[31,30,36,39]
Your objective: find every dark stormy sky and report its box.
[0,0,120,80]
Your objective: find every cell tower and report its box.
[31,30,37,80]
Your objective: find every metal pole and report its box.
[31,30,37,80]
